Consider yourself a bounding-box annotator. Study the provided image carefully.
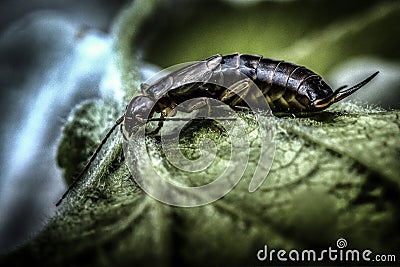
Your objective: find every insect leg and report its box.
[147,114,166,136]
[220,79,257,107]
[220,79,251,103]
[174,98,212,116]
[55,114,125,207]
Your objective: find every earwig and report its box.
[55,53,378,206]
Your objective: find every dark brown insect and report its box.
[55,53,378,206]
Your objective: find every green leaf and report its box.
[3,0,399,266]
[2,100,399,266]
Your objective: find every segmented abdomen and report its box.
[221,53,321,111]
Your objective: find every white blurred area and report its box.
[0,2,161,253]
[0,0,398,257]
[0,10,123,254]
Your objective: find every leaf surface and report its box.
[2,0,399,266]
[2,101,399,266]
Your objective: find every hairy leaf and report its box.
[2,100,399,266]
[2,0,399,266]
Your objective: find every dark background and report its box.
[0,0,399,255]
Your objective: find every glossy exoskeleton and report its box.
[124,53,378,135]
[55,53,378,206]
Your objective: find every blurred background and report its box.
[0,0,399,255]
[0,0,130,254]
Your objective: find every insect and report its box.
[55,53,378,206]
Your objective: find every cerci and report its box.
[56,53,378,206]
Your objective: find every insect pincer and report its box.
[332,71,379,103]
[313,71,379,110]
